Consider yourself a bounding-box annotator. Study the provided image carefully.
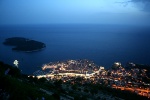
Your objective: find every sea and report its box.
[0,24,150,74]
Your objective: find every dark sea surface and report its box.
[0,24,150,74]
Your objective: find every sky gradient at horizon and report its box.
[0,0,150,25]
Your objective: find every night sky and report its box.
[0,0,150,25]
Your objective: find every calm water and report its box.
[0,24,150,74]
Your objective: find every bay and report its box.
[0,24,150,74]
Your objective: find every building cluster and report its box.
[41,59,98,73]
[33,60,150,98]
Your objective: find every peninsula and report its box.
[33,59,150,99]
[3,37,46,52]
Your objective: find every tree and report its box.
[8,67,21,78]
[38,77,47,83]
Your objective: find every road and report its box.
[112,86,150,98]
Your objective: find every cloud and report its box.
[130,0,150,12]
[116,0,150,12]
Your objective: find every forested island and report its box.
[3,37,46,52]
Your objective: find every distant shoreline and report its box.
[15,47,45,53]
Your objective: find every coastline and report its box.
[21,46,46,53]
[3,37,46,53]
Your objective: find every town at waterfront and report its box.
[32,59,150,98]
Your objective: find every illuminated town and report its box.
[33,59,150,98]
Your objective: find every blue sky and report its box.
[0,0,150,25]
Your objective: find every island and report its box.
[3,37,46,52]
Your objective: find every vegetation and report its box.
[3,37,46,52]
[0,61,149,100]
[0,61,54,100]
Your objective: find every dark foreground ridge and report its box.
[0,61,149,100]
[3,37,46,52]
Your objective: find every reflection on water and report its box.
[0,24,150,74]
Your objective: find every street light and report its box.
[13,60,19,67]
